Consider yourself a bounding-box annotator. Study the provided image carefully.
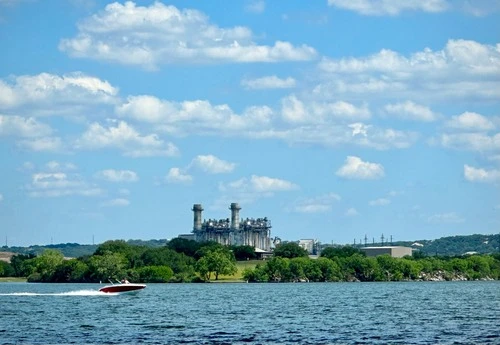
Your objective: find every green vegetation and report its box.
[0,240,246,283]
[242,248,500,282]
[1,237,499,284]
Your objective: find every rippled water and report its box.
[0,281,499,344]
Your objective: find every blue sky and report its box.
[0,0,499,247]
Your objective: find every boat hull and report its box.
[99,284,146,294]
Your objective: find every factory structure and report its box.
[191,203,272,251]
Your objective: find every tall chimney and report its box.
[229,203,241,230]
[192,204,203,231]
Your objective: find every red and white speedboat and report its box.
[99,282,146,294]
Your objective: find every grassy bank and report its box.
[0,277,26,283]
[214,260,261,282]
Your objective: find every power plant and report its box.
[192,203,272,251]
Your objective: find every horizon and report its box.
[0,1,499,247]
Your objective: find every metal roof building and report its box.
[360,246,413,258]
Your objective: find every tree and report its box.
[53,259,89,282]
[88,252,127,282]
[136,265,174,283]
[320,246,364,260]
[231,245,257,261]
[195,248,237,281]
[273,242,308,259]
[25,249,64,282]
[167,238,203,258]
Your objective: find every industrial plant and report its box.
[191,203,272,251]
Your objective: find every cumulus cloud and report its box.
[165,168,193,184]
[245,0,265,14]
[95,169,139,182]
[437,132,500,152]
[281,95,371,123]
[217,175,298,206]
[0,115,52,137]
[45,161,77,171]
[383,101,437,122]
[26,172,103,198]
[327,0,448,15]
[345,208,359,216]
[242,76,296,90]
[100,198,130,207]
[17,137,64,153]
[316,40,500,103]
[327,0,500,16]
[336,156,385,179]
[464,165,500,183]
[446,112,495,131]
[0,73,118,116]
[116,96,273,134]
[189,155,236,174]
[59,2,316,69]
[75,120,179,157]
[292,193,341,213]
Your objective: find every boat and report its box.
[99,282,146,294]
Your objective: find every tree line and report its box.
[0,239,253,283]
[243,243,500,282]
[1,239,499,283]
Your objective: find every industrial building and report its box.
[191,203,272,251]
[360,246,413,258]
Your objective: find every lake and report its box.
[0,281,499,344]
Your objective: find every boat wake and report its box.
[0,290,113,296]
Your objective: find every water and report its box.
[0,281,499,344]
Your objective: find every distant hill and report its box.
[1,234,498,259]
[393,234,500,256]
[0,239,169,259]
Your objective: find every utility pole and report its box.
[381,234,385,246]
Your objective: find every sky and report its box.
[0,0,499,247]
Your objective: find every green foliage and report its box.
[231,245,257,261]
[0,261,15,277]
[273,242,308,259]
[195,247,237,281]
[88,252,127,282]
[167,238,203,258]
[140,247,194,273]
[53,259,89,282]
[136,265,174,283]
[320,246,365,260]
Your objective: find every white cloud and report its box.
[0,73,118,116]
[0,115,53,137]
[75,120,179,157]
[281,95,371,123]
[464,165,500,183]
[437,132,500,152]
[189,155,236,174]
[292,193,341,213]
[383,101,437,122]
[369,198,391,206]
[0,193,3,202]
[245,0,265,13]
[116,96,273,134]
[59,2,316,69]
[17,137,64,152]
[100,198,130,207]
[316,40,500,103]
[166,168,193,184]
[45,161,77,171]
[242,76,296,90]
[26,172,103,198]
[95,169,139,182]
[427,212,465,224]
[327,0,448,16]
[446,112,495,131]
[336,156,385,179]
[345,208,359,216]
[249,175,299,192]
[217,175,298,206]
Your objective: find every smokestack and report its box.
[229,203,241,230]
[192,204,203,231]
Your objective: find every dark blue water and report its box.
[0,281,499,344]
